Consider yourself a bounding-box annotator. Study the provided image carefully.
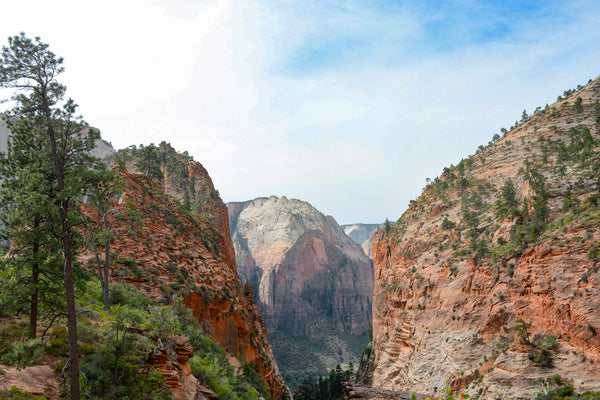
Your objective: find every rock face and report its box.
[151,335,217,400]
[87,146,290,399]
[228,196,373,387]
[368,76,600,399]
[0,116,115,160]
[229,196,373,338]
[343,223,381,258]
[0,364,59,398]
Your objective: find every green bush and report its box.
[0,339,44,370]
[0,386,46,400]
[243,363,271,400]
[441,217,456,230]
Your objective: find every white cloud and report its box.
[1,0,600,224]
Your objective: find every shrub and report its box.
[529,335,560,368]
[532,348,554,368]
[441,217,456,230]
[0,386,46,400]
[0,339,44,370]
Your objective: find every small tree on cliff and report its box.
[0,32,115,400]
[135,143,162,184]
[84,172,125,313]
[515,318,532,343]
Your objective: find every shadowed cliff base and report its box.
[268,329,369,391]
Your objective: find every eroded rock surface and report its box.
[83,146,290,399]
[368,76,600,399]
[0,364,59,398]
[228,196,373,339]
[228,196,373,388]
[229,196,373,339]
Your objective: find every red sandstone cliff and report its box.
[91,145,290,399]
[368,76,600,399]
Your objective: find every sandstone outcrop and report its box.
[84,146,290,399]
[229,196,373,338]
[343,223,381,258]
[368,76,600,399]
[150,335,218,400]
[0,364,59,398]
[344,383,428,400]
[228,196,373,387]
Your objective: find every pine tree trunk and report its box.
[47,117,81,400]
[84,220,111,313]
[29,239,40,339]
[61,202,81,400]
[103,241,111,313]
[29,214,41,339]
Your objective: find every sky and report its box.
[1,0,600,224]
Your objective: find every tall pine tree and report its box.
[0,32,116,400]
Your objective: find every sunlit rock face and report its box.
[81,145,290,399]
[368,76,600,399]
[228,196,373,339]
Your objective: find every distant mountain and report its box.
[342,223,382,258]
[228,196,373,389]
[0,116,115,160]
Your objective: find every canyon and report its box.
[363,76,600,399]
[228,196,374,388]
[342,223,381,259]
[3,78,600,399]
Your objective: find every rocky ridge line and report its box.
[367,75,600,399]
[86,145,290,399]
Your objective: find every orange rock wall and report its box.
[370,77,600,399]
[88,156,289,399]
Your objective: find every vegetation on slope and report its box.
[383,77,600,263]
[268,329,368,391]
[0,278,272,399]
[293,364,354,400]
[368,77,600,398]
[0,33,282,400]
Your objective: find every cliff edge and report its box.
[369,76,600,399]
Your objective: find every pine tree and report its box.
[135,143,162,184]
[0,32,114,400]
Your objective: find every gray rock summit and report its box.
[0,116,114,160]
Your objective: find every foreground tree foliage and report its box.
[0,33,117,399]
[0,280,273,400]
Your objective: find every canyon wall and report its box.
[89,145,290,399]
[368,76,600,399]
[229,196,373,338]
[228,196,374,388]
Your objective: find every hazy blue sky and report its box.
[1,0,600,224]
